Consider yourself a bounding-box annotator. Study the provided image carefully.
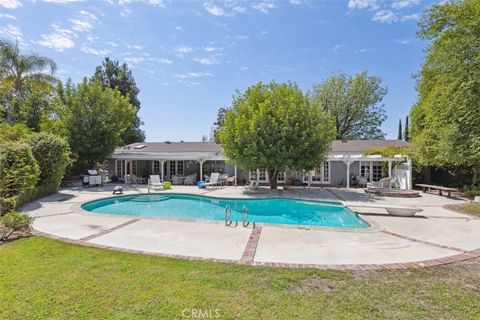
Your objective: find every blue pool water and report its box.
[81,194,369,228]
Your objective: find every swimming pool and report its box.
[81,194,369,228]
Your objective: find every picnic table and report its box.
[416,184,458,198]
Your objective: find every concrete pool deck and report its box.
[22,184,480,270]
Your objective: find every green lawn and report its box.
[1,237,479,319]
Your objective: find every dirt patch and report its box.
[289,276,341,294]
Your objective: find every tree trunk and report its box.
[268,168,278,189]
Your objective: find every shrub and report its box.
[0,211,34,242]
[0,142,40,214]
[27,132,71,197]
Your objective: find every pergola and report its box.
[111,150,237,185]
[327,153,412,189]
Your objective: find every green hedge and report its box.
[27,132,71,197]
[0,142,40,214]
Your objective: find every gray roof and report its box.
[116,141,222,153]
[329,140,410,155]
[116,140,409,155]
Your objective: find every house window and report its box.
[258,169,267,182]
[372,163,382,182]
[131,160,137,176]
[169,161,176,177]
[303,162,329,184]
[277,171,285,183]
[116,160,124,178]
[152,161,160,174]
[177,161,184,175]
[249,170,257,181]
[323,161,330,183]
[360,163,370,180]
[164,161,168,177]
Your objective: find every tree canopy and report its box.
[219,81,335,189]
[92,58,145,144]
[58,78,136,172]
[411,0,480,183]
[310,72,387,140]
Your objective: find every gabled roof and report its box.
[115,141,221,153]
[329,140,410,155]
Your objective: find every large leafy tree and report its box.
[0,39,57,124]
[92,58,145,145]
[219,81,336,189]
[212,106,227,143]
[310,72,387,140]
[58,78,135,172]
[411,0,480,185]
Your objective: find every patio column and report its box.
[160,160,164,182]
[407,158,413,190]
[124,160,128,183]
[388,160,392,178]
[369,161,373,182]
[234,164,237,187]
[346,161,351,189]
[199,160,203,181]
[308,171,311,188]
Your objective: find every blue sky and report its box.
[1,0,435,141]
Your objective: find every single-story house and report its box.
[108,139,413,189]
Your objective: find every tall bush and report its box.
[27,132,71,196]
[0,142,39,214]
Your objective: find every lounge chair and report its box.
[148,175,163,192]
[204,174,210,182]
[204,172,221,188]
[172,175,181,185]
[375,177,392,189]
[246,180,259,190]
[227,176,236,185]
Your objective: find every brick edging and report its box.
[31,230,480,271]
[240,226,262,264]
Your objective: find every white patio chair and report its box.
[148,175,163,192]
[375,177,392,189]
[184,175,195,185]
[204,173,220,188]
[227,176,236,185]
[246,180,259,190]
[204,174,210,182]
[172,175,181,185]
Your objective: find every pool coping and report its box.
[70,193,383,233]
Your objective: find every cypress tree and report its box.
[404,116,410,141]
[398,119,403,140]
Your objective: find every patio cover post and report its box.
[234,164,237,187]
[199,160,203,181]
[388,160,392,178]
[407,158,413,190]
[124,160,128,184]
[346,161,351,188]
[308,171,311,188]
[160,161,164,182]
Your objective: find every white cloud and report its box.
[124,56,145,64]
[120,8,132,17]
[252,1,275,13]
[204,2,225,16]
[148,0,165,6]
[175,26,182,31]
[37,24,76,51]
[44,0,84,3]
[193,57,218,65]
[81,44,109,55]
[372,10,397,23]
[236,34,248,40]
[203,46,222,52]
[394,38,413,45]
[70,19,93,32]
[176,72,212,79]
[0,24,22,42]
[401,13,420,21]
[332,43,346,54]
[0,13,17,20]
[151,58,172,64]
[260,30,268,35]
[79,10,98,21]
[348,0,379,10]
[107,41,118,47]
[0,0,22,9]
[289,0,303,5]
[392,0,420,9]
[355,47,376,54]
[173,46,195,54]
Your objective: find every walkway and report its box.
[22,184,480,270]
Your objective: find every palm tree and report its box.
[0,38,58,123]
[0,38,57,97]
